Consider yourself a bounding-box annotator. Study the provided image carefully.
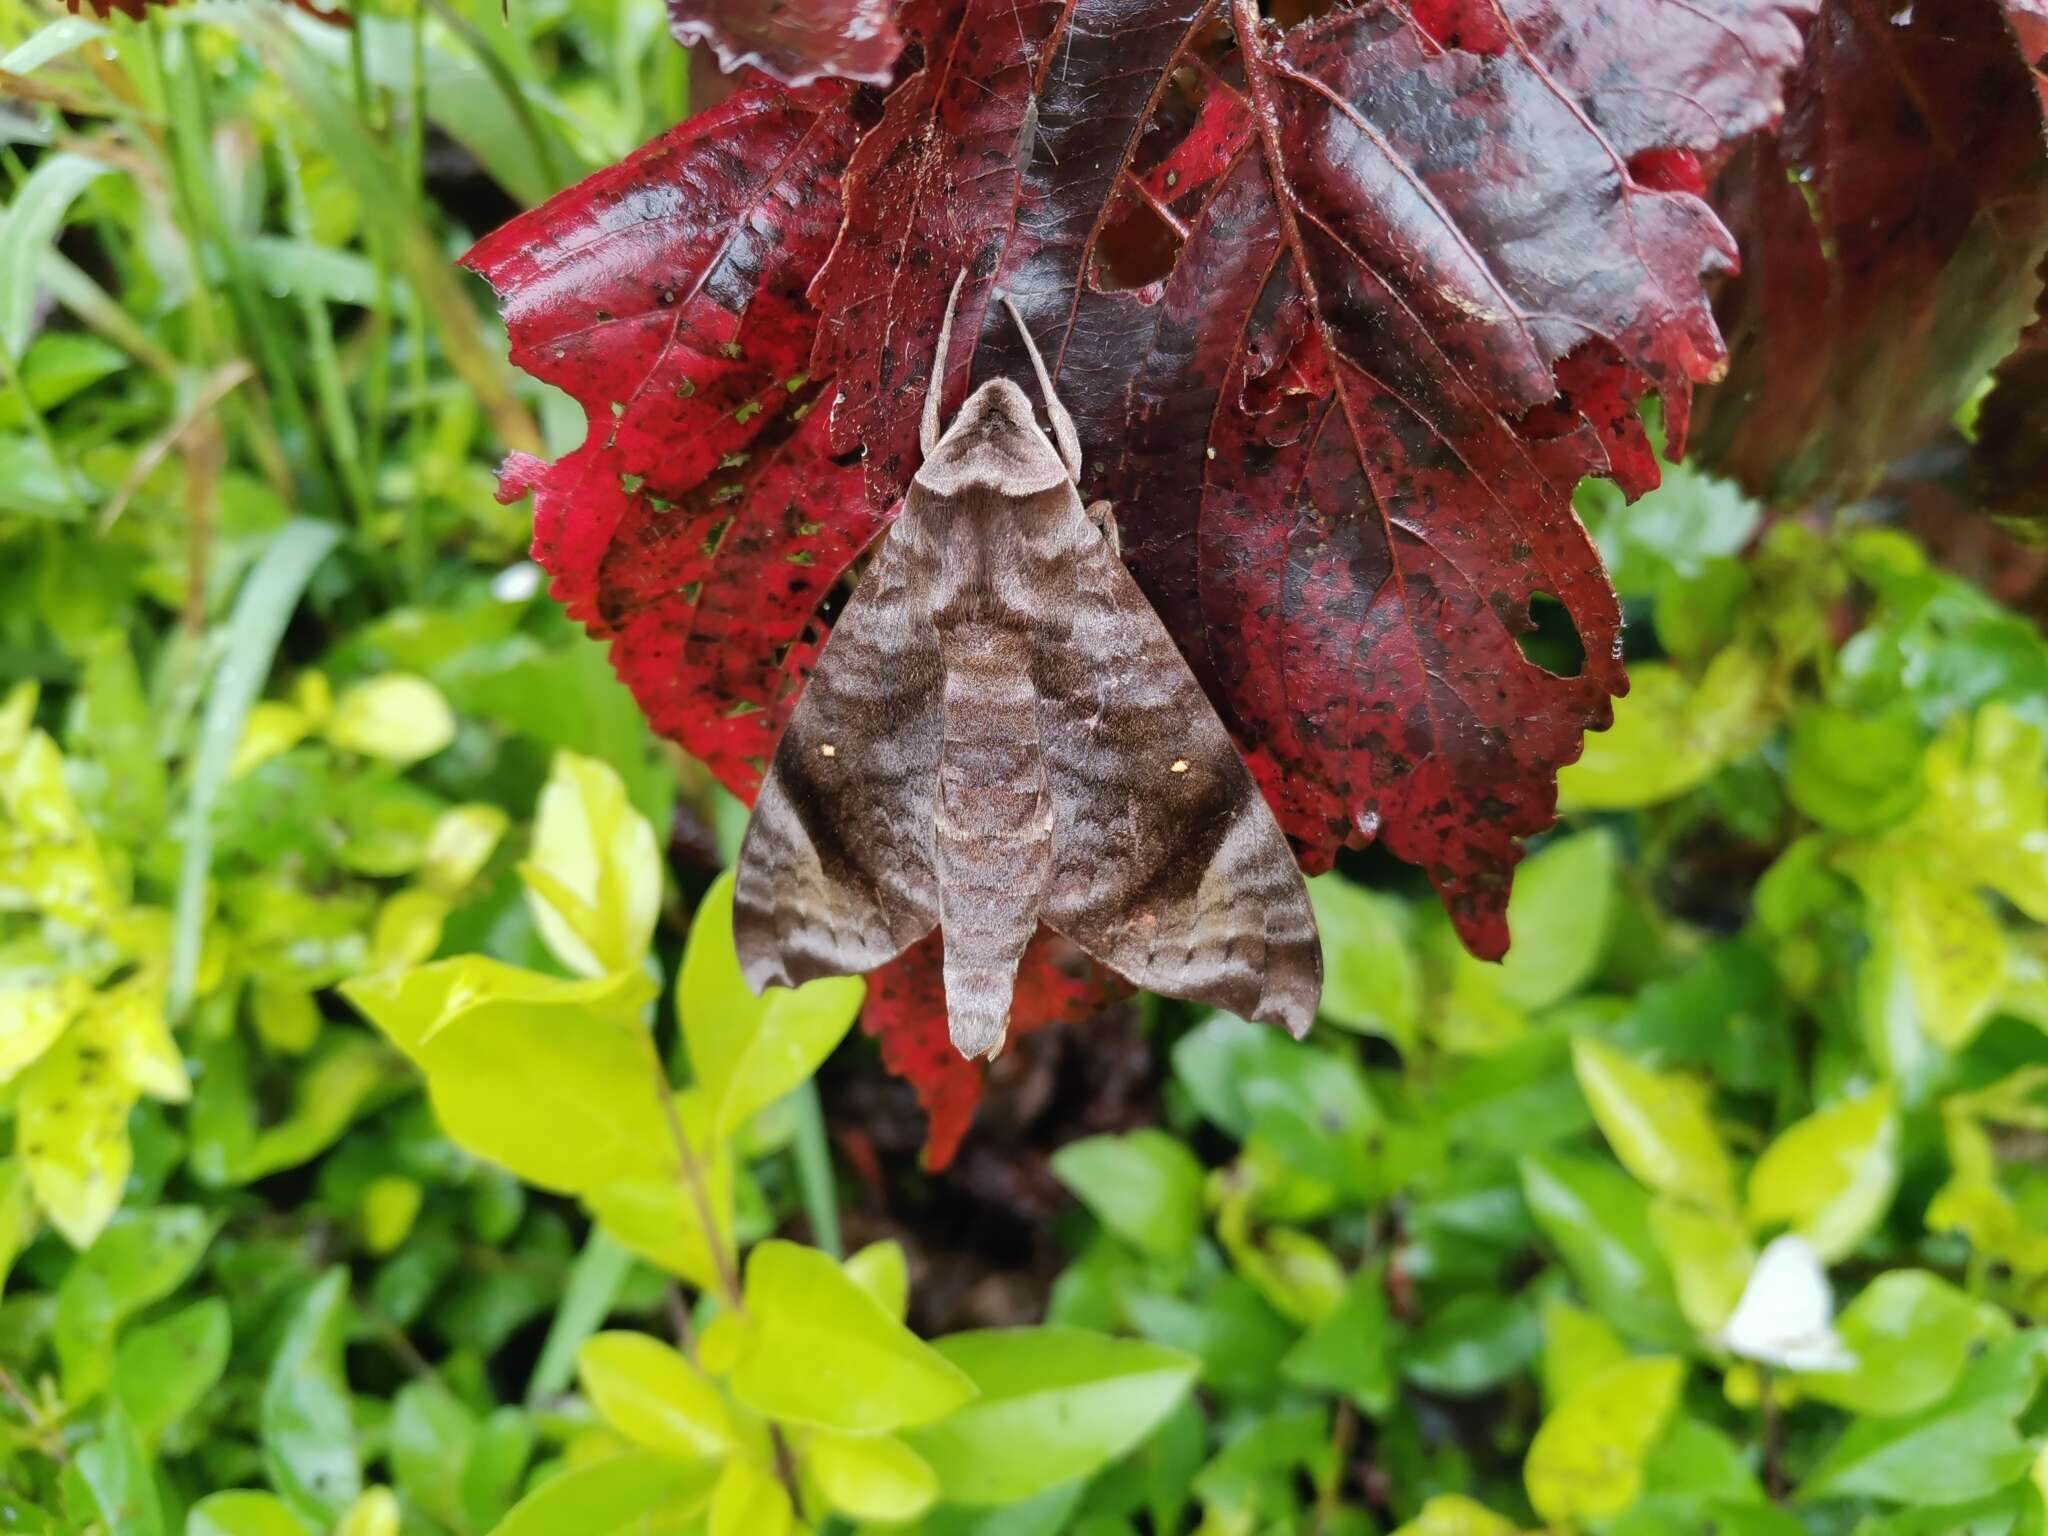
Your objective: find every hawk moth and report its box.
[734,273,1321,1060]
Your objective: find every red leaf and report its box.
[1692,0,2048,507]
[1973,253,2048,536]
[668,0,906,87]
[863,928,1121,1170]
[463,77,1107,1157]
[462,83,868,794]
[810,0,1812,953]
[471,0,1818,1145]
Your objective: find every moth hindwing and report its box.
[735,272,1322,1059]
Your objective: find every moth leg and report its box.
[922,269,969,458]
[1084,499,1120,558]
[1000,294,1082,482]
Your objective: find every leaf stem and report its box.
[639,1031,744,1308]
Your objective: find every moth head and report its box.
[915,377,1073,499]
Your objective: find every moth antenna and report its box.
[924,268,969,457]
[1001,292,1081,480]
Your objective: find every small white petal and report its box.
[492,561,544,603]
[1714,1234,1858,1373]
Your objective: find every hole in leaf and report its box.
[1092,192,1182,294]
[1517,591,1586,678]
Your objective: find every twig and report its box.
[97,359,254,534]
[1760,1365,1784,1502]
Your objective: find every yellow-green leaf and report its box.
[522,750,661,978]
[0,973,87,1084]
[323,674,455,764]
[708,1457,789,1536]
[730,1240,975,1433]
[843,1240,909,1323]
[578,1331,734,1461]
[677,872,863,1137]
[1647,1196,1755,1333]
[1524,1356,1683,1524]
[343,957,666,1194]
[1572,1038,1735,1212]
[1747,1086,1897,1262]
[1538,1297,1627,1407]
[1391,1494,1521,1536]
[420,804,508,895]
[229,700,317,780]
[1885,875,2007,1050]
[808,1430,939,1522]
[1559,651,1769,811]
[19,996,142,1247]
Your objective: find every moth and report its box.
[734,272,1321,1060]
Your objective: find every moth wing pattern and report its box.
[1035,502,1322,1036]
[733,523,944,989]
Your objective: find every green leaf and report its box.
[343,957,666,1194]
[171,520,341,1019]
[1280,1260,1396,1416]
[844,1239,910,1323]
[1798,1333,2047,1506]
[187,1492,318,1536]
[53,1206,216,1400]
[1647,1197,1754,1334]
[1389,1494,1520,1536]
[1524,1356,1684,1524]
[1873,874,2008,1052]
[1799,1270,2008,1416]
[1519,1151,1688,1347]
[1306,874,1419,1051]
[1050,1130,1206,1261]
[484,1452,716,1536]
[0,152,106,355]
[75,1405,161,1536]
[389,1382,476,1531]
[1540,1296,1629,1405]
[1786,704,1927,833]
[1402,1293,1540,1397]
[708,1458,791,1536]
[904,1328,1198,1505]
[112,1298,230,1446]
[1746,1086,1897,1262]
[1560,652,1770,810]
[1492,830,1617,1009]
[809,1430,940,1522]
[677,871,863,1137]
[1572,1038,1735,1212]
[730,1240,975,1433]
[520,750,662,978]
[578,1331,733,1460]
[262,1270,361,1527]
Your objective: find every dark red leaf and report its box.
[810,0,1810,953]
[463,77,1107,1158]
[862,928,1122,1170]
[1692,0,2048,507]
[668,0,906,87]
[1973,254,2048,538]
[462,83,867,793]
[471,0,1820,1148]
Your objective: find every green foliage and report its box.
[0,3,2044,1533]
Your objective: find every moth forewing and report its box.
[734,273,1322,1058]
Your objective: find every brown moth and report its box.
[734,272,1321,1059]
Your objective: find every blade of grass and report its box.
[0,150,106,354]
[526,1228,633,1405]
[789,1079,842,1258]
[168,518,341,1021]
[157,17,341,519]
[275,126,374,532]
[253,10,540,457]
